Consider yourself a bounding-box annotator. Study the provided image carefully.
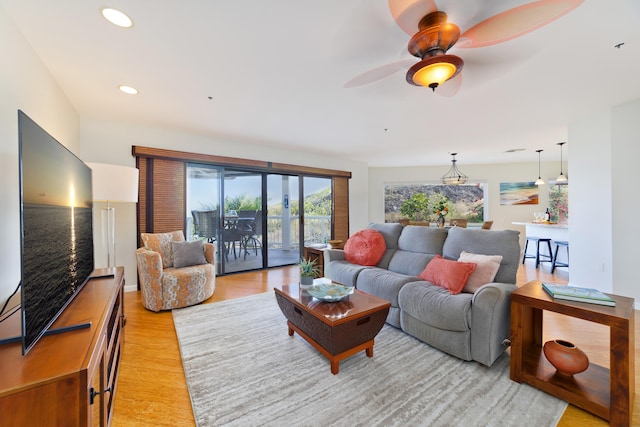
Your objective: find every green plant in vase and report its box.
[299,257,320,288]
[432,195,450,228]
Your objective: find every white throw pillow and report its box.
[458,250,503,293]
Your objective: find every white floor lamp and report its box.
[87,163,139,268]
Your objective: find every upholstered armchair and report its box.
[136,230,216,312]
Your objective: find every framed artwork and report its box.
[500,182,538,205]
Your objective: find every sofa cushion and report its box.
[367,223,403,268]
[141,230,185,268]
[325,261,367,287]
[172,240,207,268]
[418,255,476,294]
[442,227,520,284]
[344,229,386,266]
[356,267,420,307]
[397,225,448,254]
[388,252,437,277]
[458,251,503,293]
[387,226,448,276]
[399,281,473,332]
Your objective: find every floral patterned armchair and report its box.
[136,230,215,312]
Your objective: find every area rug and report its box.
[173,292,567,427]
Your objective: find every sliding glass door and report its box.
[222,170,262,273]
[266,174,300,268]
[187,163,334,275]
[186,164,222,274]
[302,177,332,246]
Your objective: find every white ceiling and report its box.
[2,0,640,167]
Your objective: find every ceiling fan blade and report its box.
[435,73,462,97]
[388,0,438,36]
[344,59,414,88]
[458,0,583,48]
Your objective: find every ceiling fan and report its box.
[345,0,584,94]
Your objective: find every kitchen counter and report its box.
[512,222,569,265]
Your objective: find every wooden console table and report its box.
[0,267,125,426]
[303,245,328,277]
[510,281,635,425]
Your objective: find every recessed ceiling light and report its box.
[101,8,133,28]
[118,85,138,95]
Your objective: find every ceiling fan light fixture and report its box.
[441,153,468,185]
[406,55,463,90]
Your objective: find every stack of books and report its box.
[542,282,616,307]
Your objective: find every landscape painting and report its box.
[500,182,538,205]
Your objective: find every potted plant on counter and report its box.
[299,257,320,288]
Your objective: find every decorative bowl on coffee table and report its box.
[307,282,354,302]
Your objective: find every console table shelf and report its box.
[510,281,635,425]
[0,267,125,427]
[521,347,610,418]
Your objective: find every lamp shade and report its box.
[87,163,139,202]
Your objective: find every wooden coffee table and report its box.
[274,282,390,374]
[510,281,635,425]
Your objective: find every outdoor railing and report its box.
[266,215,331,249]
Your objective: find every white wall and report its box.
[568,99,640,308]
[567,109,613,292]
[0,7,80,306]
[79,118,370,291]
[611,100,640,304]
[368,160,567,248]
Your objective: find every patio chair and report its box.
[242,210,263,258]
[192,210,219,243]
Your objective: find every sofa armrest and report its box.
[324,248,346,263]
[203,242,216,265]
[136,248,164,312]
[470,282,516,366]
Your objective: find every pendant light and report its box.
[441,153,468,185]
[555,142,568,185]
[535,149,545,185]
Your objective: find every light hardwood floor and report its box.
[112,263,638,426]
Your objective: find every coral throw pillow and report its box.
[458,251,503,293]
[343,229,387,266]
[419,255,477,295]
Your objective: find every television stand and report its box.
[90,267,117,279]
[0,321,92,346]
[0,267,125,426]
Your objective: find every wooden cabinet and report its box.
[0,267,125,427]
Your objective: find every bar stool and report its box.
[551,241,569,273]
[522,236,553,268]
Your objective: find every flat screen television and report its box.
[18,110,95,354]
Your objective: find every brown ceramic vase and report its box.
[543,339,589,376]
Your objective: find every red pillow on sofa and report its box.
[343,229,387,266]
[419,255,477,295]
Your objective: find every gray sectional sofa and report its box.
[324,223,521,367]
